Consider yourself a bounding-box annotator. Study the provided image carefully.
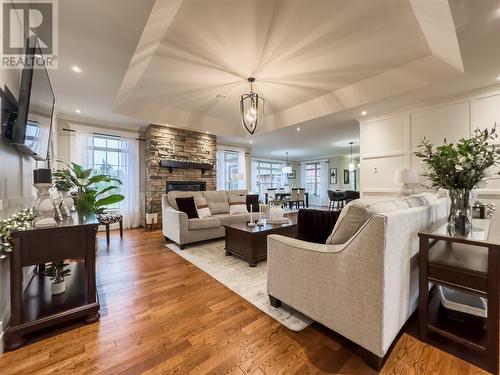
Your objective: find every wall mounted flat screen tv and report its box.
[3,36,55,161]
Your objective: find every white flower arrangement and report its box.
[0,208,37,255]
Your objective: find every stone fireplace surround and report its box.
[145,125,216,224]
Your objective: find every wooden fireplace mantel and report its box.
[160,159,213,174]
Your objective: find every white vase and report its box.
[270,206,284,221]
[62,191,74,213]
[51,280,66,295]
[34,183,57,228]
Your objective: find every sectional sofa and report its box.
[162,190,267,249]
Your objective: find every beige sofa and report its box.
[267,193,448,368]
[162,190,267,249]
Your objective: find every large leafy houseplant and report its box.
[53,162,125,215]
[415,126,500,234]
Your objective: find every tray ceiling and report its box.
[113,0,464,136]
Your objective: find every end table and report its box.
[145,213,158,231]
[418,218,500,374]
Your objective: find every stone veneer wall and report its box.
[145,125,216,224]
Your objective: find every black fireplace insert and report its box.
[166,181,206,192]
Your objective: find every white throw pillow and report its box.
[195,196,211,218]
[228,194,248,214]
[229,203,248,214]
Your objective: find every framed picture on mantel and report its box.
[330,168,337,184]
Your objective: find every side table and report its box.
[145,213,158,231]
[418,218,500,374]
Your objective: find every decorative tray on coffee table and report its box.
[267,218,290,225]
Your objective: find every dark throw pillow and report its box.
[246,194,260,213]
[176,197,199,219]
[297,209,341,244]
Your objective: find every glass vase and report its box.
[448,188,472,236]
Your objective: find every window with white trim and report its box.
[90,135,125,209]
[255,160,283,196]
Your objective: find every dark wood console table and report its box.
[4,213,100,350]
[418,218,500,374]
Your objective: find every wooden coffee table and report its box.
[223,220,297,267]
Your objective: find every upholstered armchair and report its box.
[267,195,448,368]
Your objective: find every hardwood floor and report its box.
[0,229,488,374]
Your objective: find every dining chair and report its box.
[344,190,360,204]
[289,188,299,209]
[297,188,306,209]
[330,191,346,211]
[267,188,277,204]
[327,190,335,211]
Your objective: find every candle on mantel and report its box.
[33,168,52,184]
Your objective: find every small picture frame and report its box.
[287,169,296,179]
[344,169,350,184]
[329,168,337,184]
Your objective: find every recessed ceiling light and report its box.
[216,94,226,99]
[297,127,301,131]
[496,75,500,81]
[71,65,82,73]
[361,111,367,116]
[75,109,81,113]
[206,131,209,134]
[249,140,253,144]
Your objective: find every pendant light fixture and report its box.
[282,152,292,174]
[240,77,264,135]
[348,142,356,172]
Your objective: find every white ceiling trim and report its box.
[264,54,464,132]
[409,0,464,73]
[114,0,184,109]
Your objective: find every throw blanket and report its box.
[296,209,340,244]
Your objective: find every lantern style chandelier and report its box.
[348,142,356,171]
[240,77,264,135]
[282,152,292,174]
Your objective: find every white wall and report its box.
[326,155,359,191]
[360,87,500,202]
[0,68,36,336]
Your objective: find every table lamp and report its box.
[394,168,418,195]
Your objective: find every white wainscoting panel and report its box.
[360,114,408,156]
[472,93,500,143]
[410,101,470,149]
[361,155,406,191]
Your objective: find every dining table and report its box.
[264,191,309,208]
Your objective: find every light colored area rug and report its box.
[166,240,313,331]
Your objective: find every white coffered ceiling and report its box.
[53,0,500,158]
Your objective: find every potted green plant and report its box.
[55,162,125,216]
[42,261,71,295]
[416,126,500,235]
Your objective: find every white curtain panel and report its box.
[251,159,258,195]
[69,130,92,168]
[216,149,225,190]
[320,161,329,206]
[299,163,307,190]
[280,164,289,188]
[121,138,141,229]
[237,150,247,190]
